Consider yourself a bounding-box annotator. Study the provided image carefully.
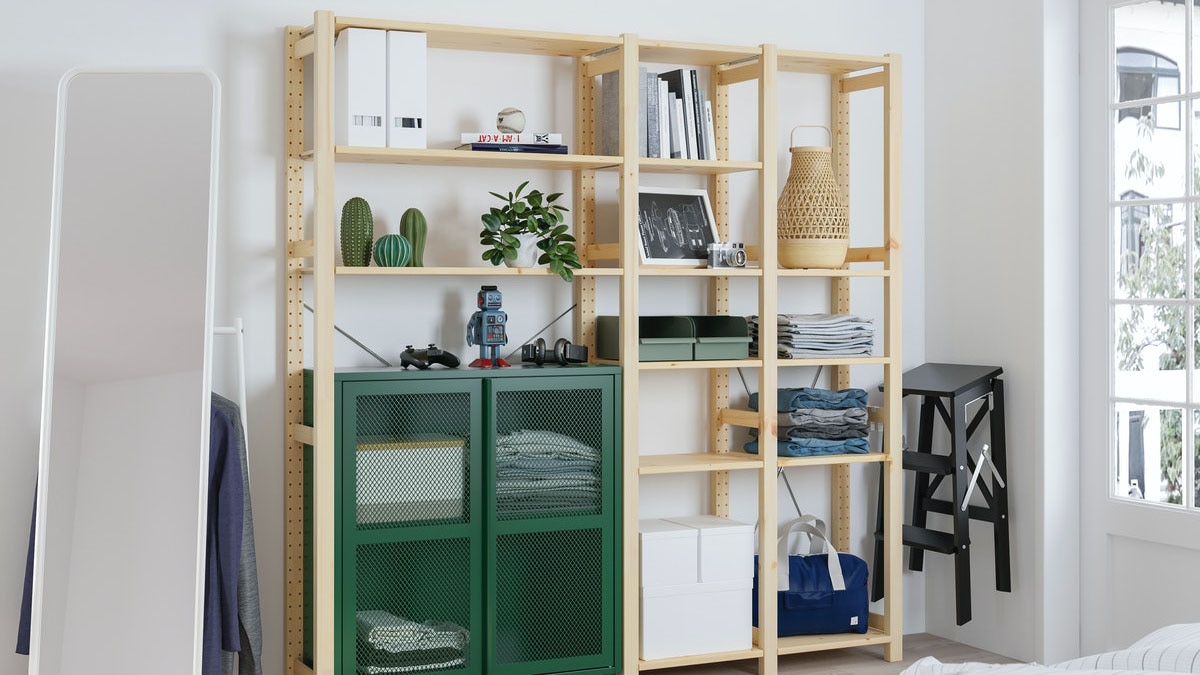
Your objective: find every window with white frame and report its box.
[1111,1,1196,507]
[1117,47,1181,129]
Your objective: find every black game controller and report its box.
[400,344,461,370]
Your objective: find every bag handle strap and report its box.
[775,516,847,593]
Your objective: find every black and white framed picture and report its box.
[637,186,719,265]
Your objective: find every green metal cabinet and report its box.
[304,366,622,675]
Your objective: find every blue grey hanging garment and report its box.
[214,393,264,675]
[203,400,244,675]
[16,485,35,655]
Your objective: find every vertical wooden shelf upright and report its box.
[283,12,902,675]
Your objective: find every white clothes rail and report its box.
[213,317,249,482]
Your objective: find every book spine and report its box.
[658,80,670,159]
[689,68,705,159]
[460,133,563,144]
[670,96,684,159]
[638,66,648,158]
[659,70,696,160]
[645,70,659,158]
[462,143,569,154]
[600,71,618,156]
[704,101,717,162]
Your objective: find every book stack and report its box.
[599,67,716,160]
[457,133,567,154]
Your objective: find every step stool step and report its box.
[902,451,954,475]
[902,525,956,554]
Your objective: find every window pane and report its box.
[1156,76,1180,130]
[1113,203,1186,299]
[1114,303,1187,403]
[1193,2,1200,93]
[1114,108,1186,199]
[1116,2,1186,102]
[1114,402,1184,506]
[1194,410,1200,508]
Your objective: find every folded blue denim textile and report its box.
[743,437,870,457]
[749,387,868,412]
[782,424,868,440]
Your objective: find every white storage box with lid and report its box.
[639,578,753,660]
[639,518,698,587]
[665,514,755,582]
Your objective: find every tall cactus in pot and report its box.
[340,197,374,267]
[399,207,428,267]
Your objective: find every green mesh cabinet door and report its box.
[340,377,484,675]
[485,372,621,675]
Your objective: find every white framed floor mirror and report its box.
[31,68,220,675]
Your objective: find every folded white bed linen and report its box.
[901,656,1180,675]
[1057,624,1200,672]
[902,624,1200,675]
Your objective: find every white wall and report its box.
[924,0,1079,664]
[0,2,925,673]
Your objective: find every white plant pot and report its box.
[503,232,541,268]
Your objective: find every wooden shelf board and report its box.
[777,49,890,75]
[312,266,622,277]
[639,266,762,277]
[638,359,762,370]
[776,627,892,655]
[301,146,622,170]
[777,268,890,278]
[639,39,761,67]
[639,452,763,475]
[639,158,762,174]
[639,647,764,671]
[776,356,890,367]
[332,17,621,57]
[777,452,889,469]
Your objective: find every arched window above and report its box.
[1117,47,1181,128]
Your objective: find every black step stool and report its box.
[871,363,1011,625]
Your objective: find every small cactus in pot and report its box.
[399,207,428,267]
[372,234,412,267]
[340,197,374,267]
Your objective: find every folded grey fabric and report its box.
[356,646,466,674]
[787,408,868,425]
[355,611,469,653]
[494,478,599,493]
[495,457,597,471]
[743,437,870,457]
[495,430,598,459]
[782,424,868,440]
[785,408,869,438]
[748,313,875,358]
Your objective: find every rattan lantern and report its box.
[777,125,848,269]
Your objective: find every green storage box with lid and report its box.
[690,315,750,360]
[596,315,695,362]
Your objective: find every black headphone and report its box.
[521,337,588,366]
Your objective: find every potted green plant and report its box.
[480,181,581,281]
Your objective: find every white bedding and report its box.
[901,625,1200,675]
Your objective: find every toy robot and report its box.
[466,285,509,368]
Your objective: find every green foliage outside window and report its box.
[1117,115,1191,504]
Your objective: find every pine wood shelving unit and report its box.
[285,11,901,675]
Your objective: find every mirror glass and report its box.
[32,70,218,675]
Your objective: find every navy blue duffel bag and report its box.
[752,516,869,636]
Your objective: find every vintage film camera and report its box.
[707,242,747,269]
